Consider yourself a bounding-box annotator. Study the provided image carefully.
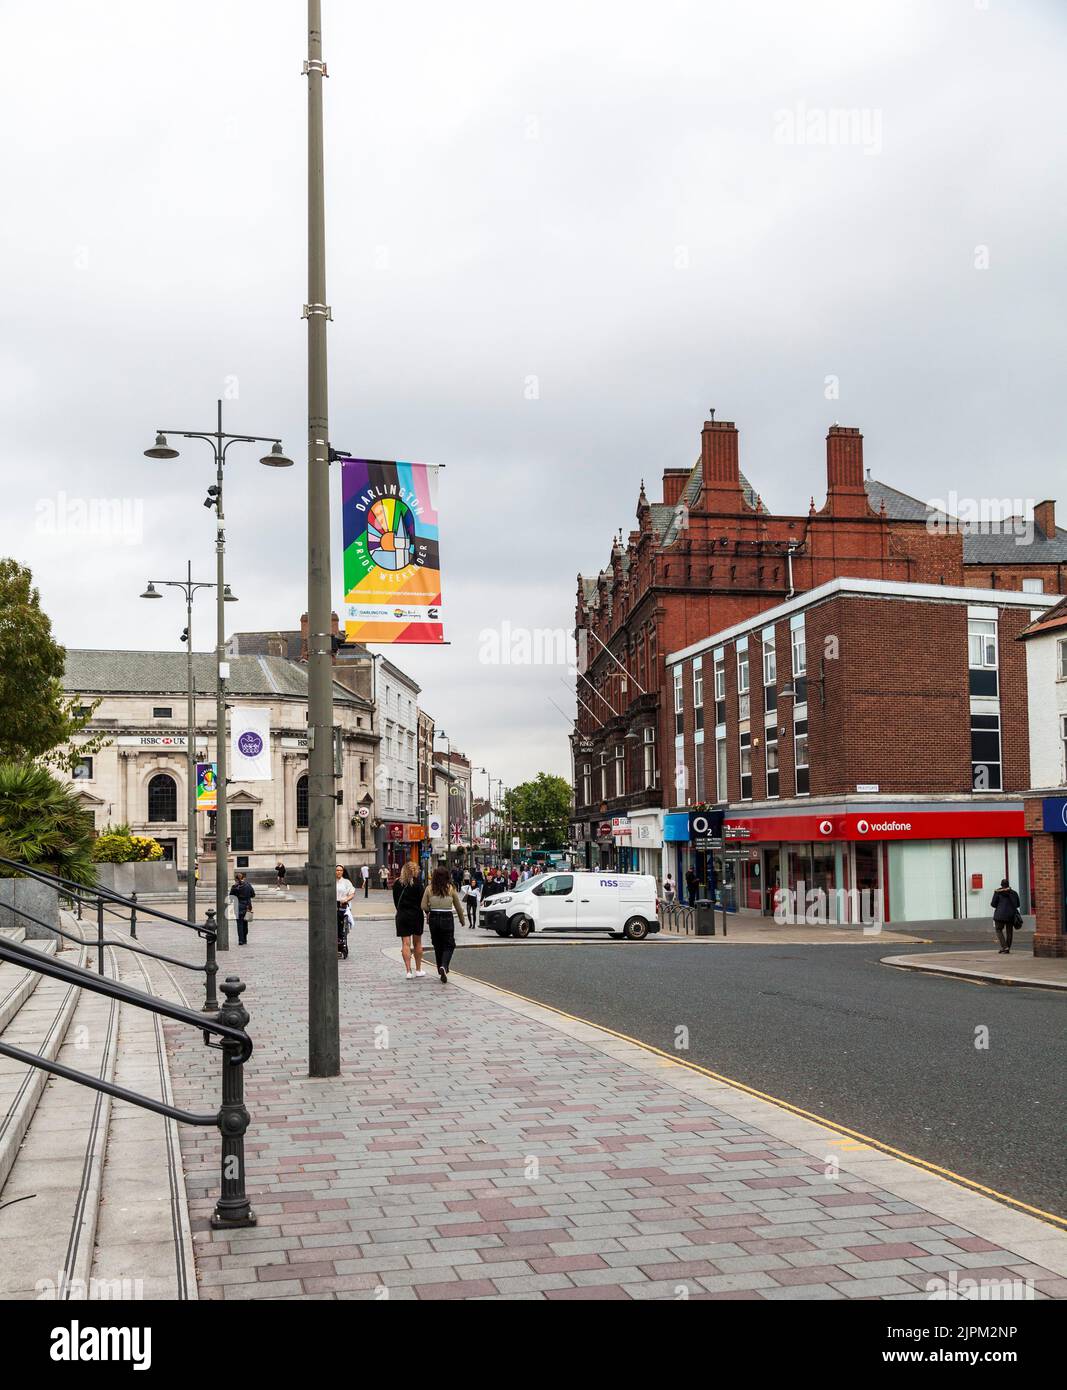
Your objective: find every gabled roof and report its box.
[1019,595,1067,640]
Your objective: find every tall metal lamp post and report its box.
[140,561,232,925]
[144,402,292,950]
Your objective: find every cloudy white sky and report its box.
[2,0,1065,788]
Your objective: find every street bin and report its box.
[694,899,716,936]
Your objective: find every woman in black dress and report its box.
[393,861,425,979]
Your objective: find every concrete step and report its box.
[0,927,27,945]
[0,938,87,1196]
[0,937,57,1034]
[88,933,198,1299]
[0,940,119,1299]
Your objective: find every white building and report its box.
[373,657,424,872]
[62,650,378,880]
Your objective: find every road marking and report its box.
[451,970,1067,1233]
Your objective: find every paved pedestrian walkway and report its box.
[159,916,1067,1300]
[884,949,1067,991]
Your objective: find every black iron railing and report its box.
[0,856,220,1011]
[0,861,255,1228]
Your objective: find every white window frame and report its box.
[968,618,998,670]
[1057,638,1067,681]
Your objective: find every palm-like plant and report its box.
[0,761,97,887]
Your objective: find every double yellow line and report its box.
[454,972,1067,1233]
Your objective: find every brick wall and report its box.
[1025,799,1066,957]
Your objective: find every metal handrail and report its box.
[0,856,220,1011]
[0,935,257,1229]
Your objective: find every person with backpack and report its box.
[393,860,426,979]
[421,865,467,982]
[991,878,1021,954]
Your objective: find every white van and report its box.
[478,871,660,941]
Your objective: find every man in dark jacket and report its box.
[991,879,1021,954]
[685,867,699,906]
[229,871,255,946]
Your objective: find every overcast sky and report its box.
[2,0,1065,789]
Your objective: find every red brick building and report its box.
[571,414,1066,891]
[662,578,1054,924]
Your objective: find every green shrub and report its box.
[0,760,97,886]
[91,833,163,864]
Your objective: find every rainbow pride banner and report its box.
[341,459,444,645]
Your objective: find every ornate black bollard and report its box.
[202,908,219,1013]
[210,975,256,1229]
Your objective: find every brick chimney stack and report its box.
[700,416,743,512]
[1034,499,1056,538]
[825,425,869,516]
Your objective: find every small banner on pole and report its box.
[341,459,444,644]
[196,762,217,810]
[230,708,272,781]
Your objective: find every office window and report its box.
[968,618,998,698]
[153,706,173,719]
[694,743,705,802]
[762,628,777,713]
[581,763,591,805]
[599,751,609,801]
[791,615,807,706]
[737,639,750,721]
[1062,715,1067,784]
[739,731,752,801]
[673,666,684,735]
[716,737,728,803]
[674,739,687,804]
[296,774,309,829]
[230,808,254,852]
[614,743,626,798]
[794,719,809,796]
[1022,578,1044,594]
[147,773,177,823]
[693,658,704,733]
[1058,638,1067,681]
[971,712,1002,791]
[766,735,779,799]
[72,757,94,780]
[713,650,726,725]
[642,728,656,788]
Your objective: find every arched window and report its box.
[147,773,177,823]
[296,774,309,830]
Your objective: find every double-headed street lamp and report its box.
[140,560,233,930]
[144,400,292,949]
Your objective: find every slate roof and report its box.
[864,479,1067,563]
[62,650,371,708]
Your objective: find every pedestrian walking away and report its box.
[991,878,1022,954]
[422,865,467,982]
[378,864,389,891]
[228,871,255,946]
[274,860,287,889]
[335,864,356,959]
[360,862,370,898]
[662,874,676,904]
[393,860,426,979]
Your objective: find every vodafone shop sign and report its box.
[723,808,1025,843]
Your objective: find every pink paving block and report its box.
[414,1279,498,1300]
[770,1265,846,1285]
[951,1236,1006,1253]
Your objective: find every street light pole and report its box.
[305,0,339,1077]
[144,407,292,954]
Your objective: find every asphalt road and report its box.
[450,936,1067,1220]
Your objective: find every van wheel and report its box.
[623,917,649,941]
[510,916,532,939]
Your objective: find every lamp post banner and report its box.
[196,762,218,811]
[230,708,272,781]
[341,459,444,644]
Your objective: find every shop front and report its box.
[721,803,1030,925]
[384,822,425,873]
[1023,795,1067,957]
[628,809,664,880]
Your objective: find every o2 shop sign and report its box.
[689,809,724,845]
